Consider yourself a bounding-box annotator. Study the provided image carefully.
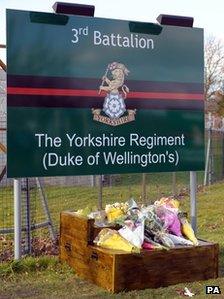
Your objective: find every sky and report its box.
[0,0,224,63]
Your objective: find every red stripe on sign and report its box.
[7,87,204,100]
[128,91,204,100]
[7,87,101,97]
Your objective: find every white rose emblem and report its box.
[103,93,126,119]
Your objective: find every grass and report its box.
[0,180,224,298]
[0,256,59,277]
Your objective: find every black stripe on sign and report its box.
[7,95,204,110]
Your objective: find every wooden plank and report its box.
[60,211,94,244]
[60,235,114,267]
[60,235,90,260]
[60,236,114,291]
[65,255,114,292]
[213,243,219,278]
[60,211,120,244]
[113,244,218,292]
[90,244,134,255]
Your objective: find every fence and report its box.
[206,129,224,183]
[1,64,224,260]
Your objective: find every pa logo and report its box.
[206,286,221,294]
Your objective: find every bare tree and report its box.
[216,91,224,116]
[205,36,224,101]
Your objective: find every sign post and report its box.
[14,178,21,259]
[190,171,197,233]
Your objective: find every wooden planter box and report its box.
[59,211,219,293]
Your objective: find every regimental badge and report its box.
[92,62,136,126]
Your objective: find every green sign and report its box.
[7,9,204,178]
